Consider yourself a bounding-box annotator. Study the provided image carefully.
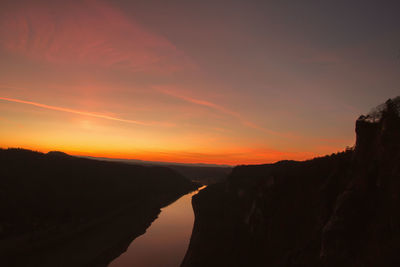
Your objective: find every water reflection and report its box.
[109,186,206,267]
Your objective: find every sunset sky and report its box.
[0,0,399,165]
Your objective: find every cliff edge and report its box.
[182,97,400,267]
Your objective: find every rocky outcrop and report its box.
[182,98,400,267]
[321,98,400,266]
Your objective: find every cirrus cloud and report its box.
[155,85,294,138]
[0,96,173,127]
[0,0,191,72]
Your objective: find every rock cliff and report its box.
[182,97,400,267]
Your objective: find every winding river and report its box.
[109,186,205,267]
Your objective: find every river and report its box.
[108,186,206,267]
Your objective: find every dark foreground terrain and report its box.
[182,97,400,267]
[82,156,232,185]
[0,149,197,266]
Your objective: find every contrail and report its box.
[0,96,165,126]
[158,88,289,137]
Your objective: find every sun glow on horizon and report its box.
[1,0,396,164]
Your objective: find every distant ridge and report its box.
[78,155,233,168]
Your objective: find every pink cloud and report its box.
[0,96,173,127]
[155,86,293,138]
[0,0,190,72]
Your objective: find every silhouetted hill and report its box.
[0,149,197,266]
[80,155,231,168]
[80,156,232,184]
[46,150,72,158]
[182,97,400,267]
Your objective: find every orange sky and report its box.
[1,0,399,165]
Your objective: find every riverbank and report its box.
[110,186,206,267]
[0,149,198,266]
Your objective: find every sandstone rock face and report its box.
[182,98,400,267]
[321,99,400,267]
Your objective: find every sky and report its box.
[0,0,399,165]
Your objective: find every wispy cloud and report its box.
[0,0,191,73]
[157,87,290,138]
[0,96,171,126]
